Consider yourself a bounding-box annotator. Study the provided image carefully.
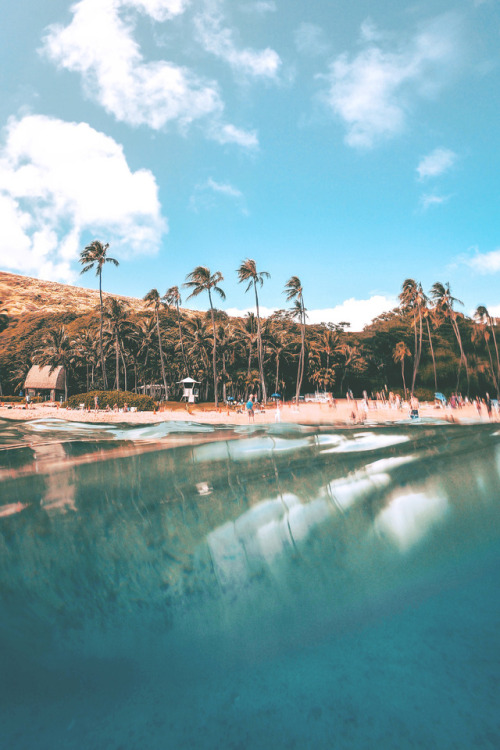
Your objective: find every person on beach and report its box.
[94,395,99,413]
[246,397,254,421]
[275,400,281,423]
[410,394,419,419]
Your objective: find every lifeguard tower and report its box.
[178,377,200,403]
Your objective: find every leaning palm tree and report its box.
[393,341,411,399]
[184,266,225,407]
[475,305,500,390]
[284,276,306,403]
[143,289,168,400]
[164,286,188,376]
[237,259,270,403]
[431,282,469,394]
[79,240,119,389]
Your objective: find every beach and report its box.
[0,398,492,425]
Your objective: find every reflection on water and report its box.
[0,418,499,749]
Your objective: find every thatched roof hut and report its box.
[24,365,66,398]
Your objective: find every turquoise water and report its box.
[1,417,499,749]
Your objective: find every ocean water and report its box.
[0,417,499,749]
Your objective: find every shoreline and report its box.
[0,399,494,426]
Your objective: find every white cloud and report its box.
[41,0,255,145]
[417,147,457,179]
[190,176,246,213]
[0,115,166,282]
[240,1,276,13]
[209,122,258,148]
[322,15,459,148]
[194,5,281,79]
[206,178,243,199]
[294,23,330,57]
[225,295,397,331]
[465,248,500,274]
[420,193,449,209]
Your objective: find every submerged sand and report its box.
[0,399,493,425]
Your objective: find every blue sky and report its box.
[1,0,500,329]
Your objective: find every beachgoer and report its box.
[25,393,30,409]
[246,398,254,421]
[486,393,492,419]
[94,395,99,413]
[275,401,281,423]
[410,395,419,419]
[123,402,128,413]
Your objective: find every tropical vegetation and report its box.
[1,248,499,403]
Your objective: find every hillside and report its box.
[0,270,145,317]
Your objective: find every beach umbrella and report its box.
[270,393,281,399]
[227,396,234,401]
[435,392,447,404]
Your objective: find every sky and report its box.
[1,0,500,330]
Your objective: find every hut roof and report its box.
[24,365,66,390]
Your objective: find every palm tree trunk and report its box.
[295,309,305,402]
[177,304,188,376]
[485,339,498,396]
[208,290,218,407]
[156,308,168,400]
[452,316,469,395]
[426,317,438,391]
[254,281,267,404]
[115,335,120,390]
[490,319,500,396]
[120,346,128,391]
[99,272,108,389]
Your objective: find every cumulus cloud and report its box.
[464,248,500,274]
[417,147,457,179]
[225,295,397,331]
[193,4,281,79]
[321,15,459,148]
[41,0,255,145]
[0,115,166,282]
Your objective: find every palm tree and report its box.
[184,266,225,407]
[393,341,411,399]
[143,289,168,399]
[475,305,500,392]
[72,327,99,391]
[79,240,119,389]
[422,299,438,392]
[399,279,424,394]
[431,282,469,394]
[103,298,132,391]
[284,276,306,403]
[35,326,73,400]
[164,286,188,376]
[237,259,270,403]
[473,307,499,398]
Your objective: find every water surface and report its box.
[1,418,499,748]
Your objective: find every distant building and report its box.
[24,365,66,401]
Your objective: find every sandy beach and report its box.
[0,398,493,426]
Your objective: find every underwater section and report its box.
[0,418,499,748]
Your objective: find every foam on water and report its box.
[0,419,499,748]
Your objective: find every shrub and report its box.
[1,395,43,404]
[65,390,155,411]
